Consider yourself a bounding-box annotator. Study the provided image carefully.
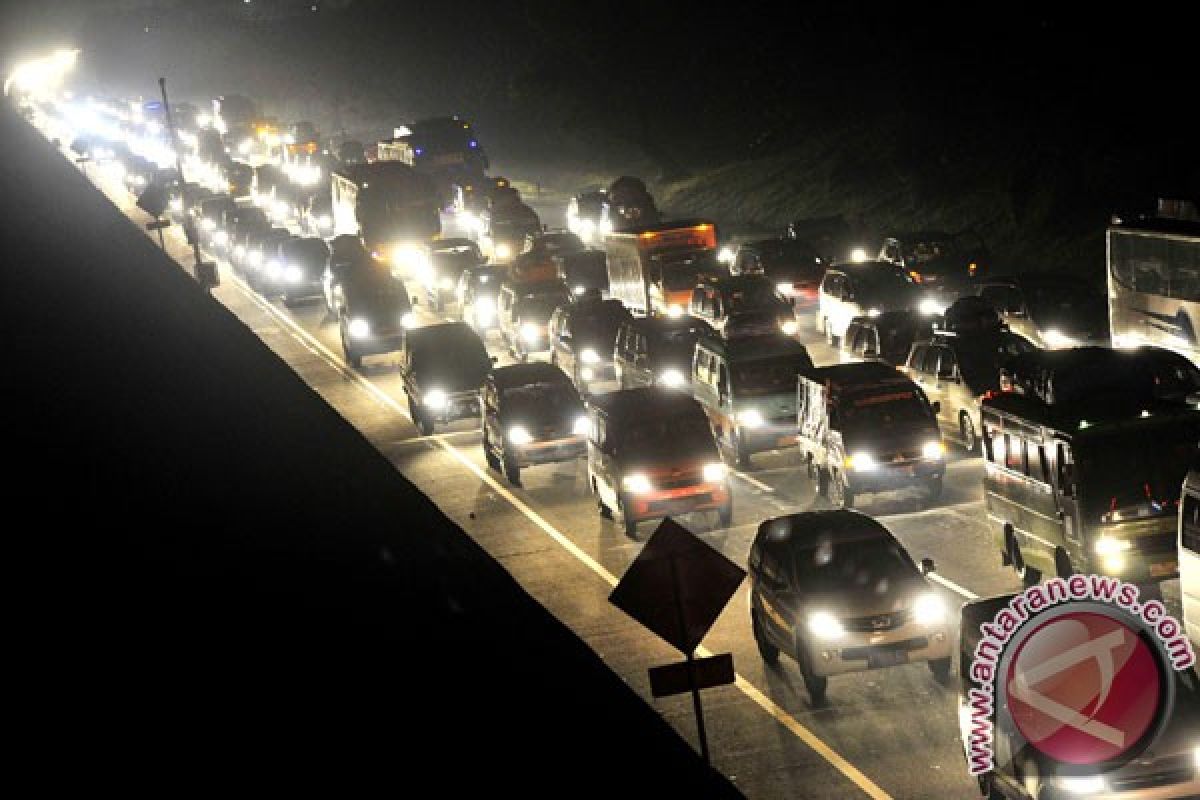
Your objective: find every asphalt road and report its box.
[59,148,1184,800]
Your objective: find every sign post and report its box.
[609,517,745,765]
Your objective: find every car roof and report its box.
[625,314,710,332]
[806,362,913,389]
[491,362,572,390]
[826,259,901,273]
[588,387,705,418]
[699,333,810,361]
[755,510,892,552]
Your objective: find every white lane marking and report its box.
[928,573,979,601]
[733,470,775,492]
[223,269,894,800]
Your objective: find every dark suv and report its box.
[482,362,587,485]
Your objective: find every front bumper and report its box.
[846,459,944,494]
[578,362,617,385]
[803,621,953,678]
[514,435,586,467]
[283,277,324,299]
[740,423,801,455]
[349,331,405,357]
[627,481,731,523]
[430,392,482,423]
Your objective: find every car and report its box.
[278,237,331,307]
[196,195,236,247]
[547,297,632,396]
[302,190,334,238]
[839,311,934,366]
[426,238,484,311]
[498,281,570,361]
[481,362,588,485]
[241,227,294,292]
[586,388,732,537]
[974,273,1109,349]
[903,329,1036,451]
[456,263,503,334]
[322,234,371,317]
[565,190,611,245]
[688,274,797,336]
[817,261,922,345]
[558,249,609,298]
[877,230,989,297]
[614,314,713,391]
[261,231,301,296]
[228,207,270,270]
[784,214,859,263]
[798,362,946,508]
[729,238,826,311]
[338,269,416,369]
[749,510,952,704]
[692,334,814,468]
[959,594,1200,799]
[400,322,494,435]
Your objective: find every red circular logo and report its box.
[1005,611,1163,765]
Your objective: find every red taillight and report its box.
[909,270,923,283]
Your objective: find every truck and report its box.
[213,94,257,141]
[330,161,441,272]
[383,117,490,212]
[607,176,660,231]
[604,219,717,316]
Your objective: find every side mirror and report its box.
[930,400,942,414]
[920,557,936,575]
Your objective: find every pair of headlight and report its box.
[508,416,589,445]
[520,322,542,343]
[622,463,727,494]
[845,441,943,472]
[806,594,944,640]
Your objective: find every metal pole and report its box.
[158,77,203,275]
[669,555,711,765]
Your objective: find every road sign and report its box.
[137,184,168,217]
[648,653,734,699]
[609,517,745,655]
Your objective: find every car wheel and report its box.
[618,493,638,539]
[282,292,298,309]
[483,430,501,470]
[502,451,522,486]
[752,611,779,665]
[1055,548,1075,579]
[923,476,943,507]
[826,469,853,508]
[718,500,733,528]
[1010,537,1041,587]
[731,429,752,470]
[960,413,979,453]
[799,654,828,705]
[341,332,362,369]
[416,412,436,437]
[928,657,952,685]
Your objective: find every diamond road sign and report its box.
[608,517,745,655]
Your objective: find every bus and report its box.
[330,161,441,274]
[1108,200,1200,364]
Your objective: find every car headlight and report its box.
[598,218,613,236]
[200,218,216,232]
[317,214,332,227]
[781,319,799,335]
[657,368,685,388]
[247,250,263,266]
[581,348,600,364]
[622,473,653,494]
[520,322,541,343]
[850,247,869,263]
[423,388,447,410]
[717,246,735,264]
[213,230,229,246]
[866,308,882,318]
[573,285,586,295]
[913,593,945,625]
[392,244,427,271]
[1058,775,1105,795]
[737,409,764,428]
[703,463,727,482]
[1093,536,1131,556]
[666,303,683,318]
[776,282,793,295]
[439,277,455,290]
[507,425,533,446]
[347,317,370,339]
[920,298,946,316]
[1041,328,1077,348]
[922,440,946,460]
[238,138,253,155]
[845,452,877,472]
[580,367,594,382]
[284,265,304,283]
[266,260,282,280]
[495,242,512,260]
[573,415,589,435]
[233,245,246,259]
[807,611,845,640]
[401,312,416,329]
[474,301,494,322]
[273,201,290,218]
[169,198,183,212]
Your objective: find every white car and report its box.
[817,261,921,345]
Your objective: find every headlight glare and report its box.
[657,368,685,388]
[781,319,799,335]
[922,440,945,460]
[520,322,541,343]
[1058,775,1105,795]
[423,389,447,410]
[846,452,877,472]
[1041,329,1077,348]
[703,463,727,482]
[622,473,652,494]
[573,415,589,436]
[1094,536,1131,556]
[581,348,600,364]
[507,426,533,446]
[737,409,765,428]
[401,312,416,329]
[347,318,370,339]
[284,265,304,283]
[807,611,845,640]
[913,593,945,625]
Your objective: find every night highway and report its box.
[4,4,1199,798]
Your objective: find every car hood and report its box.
[800,579,928,618]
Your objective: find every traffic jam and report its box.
[14,69,1200,799]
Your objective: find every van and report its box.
[689,275,797,336]
[839,311,933,366]
[692,334,814,468]
[614,314,713,391]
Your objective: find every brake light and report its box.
[968,262,978,276]
[908,270,923,283]
[639,231,657,240]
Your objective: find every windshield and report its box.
[410,334,490,387]
[537,234,584,254]
[837,389,930,430]
[904,238,957,265]
[1078,433,1194,523]
[618,413,714,459]
[758,241,823,279]
[791,533,914,595]
[651,325,706,362]
[1026,283,1106,322]
[859,270,917,299]
[733,355,811,395]
[502,384,579,418]
[516,295,564,321]
[726,282,787,313]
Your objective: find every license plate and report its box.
[867,650,909,669]
[1150,561,1178,577]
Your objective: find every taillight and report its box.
[909,270,923,283]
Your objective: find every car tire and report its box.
[483,431,501,470]
[1055,548,1075,579]
[752,611,779,665]
[1010,537,1041,587]
[342,333,362,369]
[416,412,436,437]
[718,500,733,528]
[923,476,943,507]
[928,657,952,685]
[960,413,979,453]
[799,654,828,705]
[618,493,638,539]
[283,292,298,309]
[731,430,752,470]
[502,452,522,487]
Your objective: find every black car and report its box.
[877,230,989,295]
[548,297,632,395]
[303,190,334,238]
[229,207,270,270]
[244,227,294,292]
[322,234,372,317]
[974,273,1109,349]
[456,264,503,333]
[401,322,494,436]
[614,314,714,390]
[197,195,236,247]
[339,270,415,369]
[427,238,484,311]
[558,249,609,298]
[279,237,331,307]
[730,238,826,311]
[840,311,934,366]
[482,362,588,485]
